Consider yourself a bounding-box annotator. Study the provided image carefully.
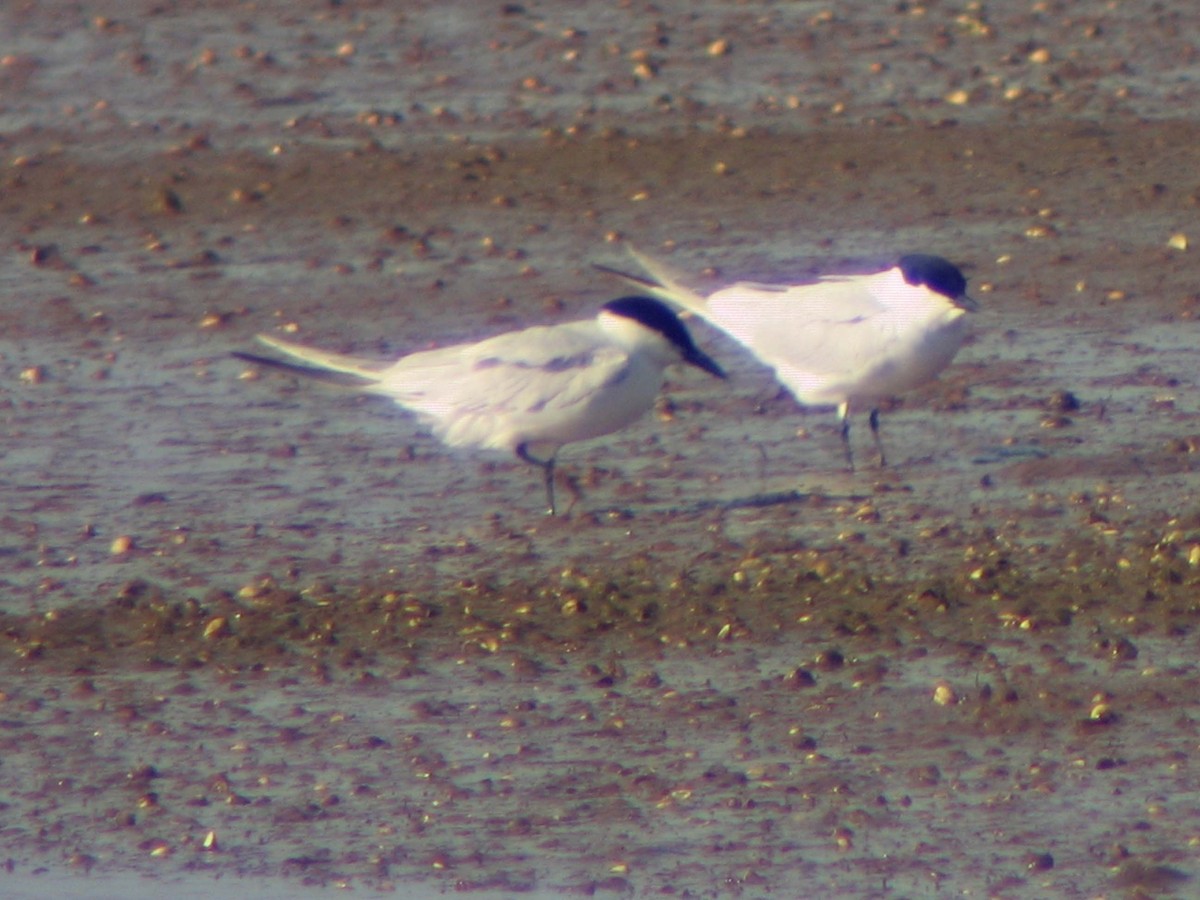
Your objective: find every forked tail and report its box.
[593,246,711,319]
[232,334,387,386]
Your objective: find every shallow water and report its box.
[3,1,1200,897]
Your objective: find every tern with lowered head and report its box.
[233,295,725,514]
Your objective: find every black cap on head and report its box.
[898,254,973,306]
[602,296,725,378]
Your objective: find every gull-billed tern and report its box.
[597,248,977,469]
[233,295,725,515]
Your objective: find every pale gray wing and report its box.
[375,322,633,449]
[703,277,897,377]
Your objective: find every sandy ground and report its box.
[3,1,1200,897]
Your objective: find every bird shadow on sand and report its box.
[574,489,872,520]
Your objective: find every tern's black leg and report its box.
[868,408,887,468]
[516,443,558,515]
[837,401,854,472]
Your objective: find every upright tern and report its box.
[597,248,976,469]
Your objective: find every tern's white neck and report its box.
[596,310,675,362]
[875,267,962,315]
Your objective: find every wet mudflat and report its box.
[3,1,1200,897]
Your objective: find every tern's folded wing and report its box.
[376,324,633,448]
[704,278,885,350]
